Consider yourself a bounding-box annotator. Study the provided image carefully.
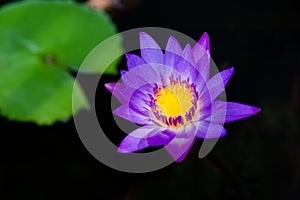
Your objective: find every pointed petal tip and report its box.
[104,82,116,93]
[226,66,234,77]
[221,103,262,123]
[125,53,133,59]
[219,66,234,85]
[202,32,209,38]
[192,32,210,62]
[168,35,177,41]
[198,32,210,46]
[120,70,126,75]
[139,32,156,47]
[219,128,227,138]
[175,157,185,162]
[252,106,261,114]
[118,138,131,153]
[139,32,148,40]
[139,31,148,37]
[184,43,192,50]
[223,66,234,74]
[117,147,130,153]
[165,35,183,56]
[240,105,261,120]
[125,53,142,61]
[244,105,261,116]
[139,32,163,62]
[166,35,181,47]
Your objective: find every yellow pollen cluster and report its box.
[151,76,198,127]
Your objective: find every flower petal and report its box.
[165,35,183,55]
[164,125,196,162]
[120,70,127,75]
[195,51,210,81]
[122,64,161,89]
[128,85,152,115]
[192,33,211,81]
[173,54,203,84]
[164,51,192,81]
[125,53,147,70]
[104,82,118,93]
[113,104,151,125]
[140,32,164,64]
[194,120,227,138]
[192,32,210,62]
[165,135,196,162]
[118,125,160,153]
[105,82,134,104]
[202,67,234,100]
[182,44,196,66]
[209,101,261,123]
[147,127,174,146]
[196,97,213,121]
[104,82,122,98]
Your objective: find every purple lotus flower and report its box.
[105,32,260,162]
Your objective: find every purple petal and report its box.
[118,125,160,153]
[181,44,200,82]
[165,135,196,162]
[202,67,234,100]
[199,32,210,52]
[118,87,140,104]
[104,82,120,93]
[173,54,201,83]
[192,32,210,62]
[163,124,196,162]
[120,70,127,75]
[121,64,161,89]
[105,82,150,105]
[196,96,213,121]
[195,51,210,81]
[105,82,130,104]
[140,32,164,64]
[126,53,147,70]
[128,85,152,115]
[147,128,174,146]
[165,42,205,84]
[164,50,177,68]
[182,44,195,66]
[140,32,161,49]
[219,67,234,85]
[192,32,211,81]
[163,51,178,78]
[209,101,261,123]
[164,37,183,73]
[113,104,151,125]
[194,120,227,139]
[162,123,197,138]
[165,35,183,55]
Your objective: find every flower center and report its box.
[150,75,198,127]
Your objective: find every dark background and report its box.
[1,0,299,199]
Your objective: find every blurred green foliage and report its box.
[0,1,122,125]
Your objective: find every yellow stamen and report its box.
[152,76,197,127]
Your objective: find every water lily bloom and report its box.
[105,32,260,162]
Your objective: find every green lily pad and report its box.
[0,1,122,125]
